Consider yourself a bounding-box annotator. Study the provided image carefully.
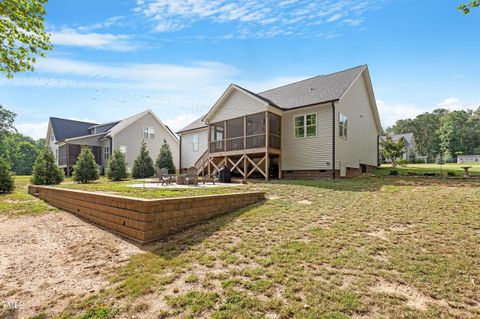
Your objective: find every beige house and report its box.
[46,110,179,175]
[178,65,382,179]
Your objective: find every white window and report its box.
[119,146,127,158]
[192,134,199,151]
[339,113,348,138]
[104,146,110,160]
[143,126,155,139]
[294,113,316,138]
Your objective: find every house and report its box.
[46,110,179,175]
[177,65,382,180]
[457,155,480,163]
[379,133,416,161]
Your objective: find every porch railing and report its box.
[210,133,281,153]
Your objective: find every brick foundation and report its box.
[28,185,264,244]
[281,165,377,179]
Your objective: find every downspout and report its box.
[179,135,182,172]
[332,102,336,180]
[377,135,380,167]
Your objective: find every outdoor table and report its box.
[461,166,472,178]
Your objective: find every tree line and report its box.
[386,107,480,161]
[0,106,46,175]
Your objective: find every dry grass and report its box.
[41,177,480,319]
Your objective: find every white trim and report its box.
[203,84,270,123]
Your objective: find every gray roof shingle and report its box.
[178,65,367,133]
[258,65,366,109]
[50,117,98,141]
[177,116,207,134]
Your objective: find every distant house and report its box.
[46,110,179,176]
[458,155,480,163]
[178,65,382,180]
[379,133,416,161]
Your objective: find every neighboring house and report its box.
[46,110,179,175]
[177,65,382,180]
[379,133,416,161]
[458,155,480,163]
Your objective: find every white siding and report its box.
[180,128,208,169]
[113,112,180,171]
[209,89,267,123]
[335,72,379,168]
[46,126,59,165]
[282,103,333,170]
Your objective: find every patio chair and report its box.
[185,167,199,186]
[201,169,218,185]
[156,167,175,185]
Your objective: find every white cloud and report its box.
[16,122,48,140]
[376,100,424,128]
[136,0,385,37]
[50,29,137,51]
[77,16,125,32]
[163,113,199,132]
[377,98,480,129]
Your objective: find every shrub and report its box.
[155,139,176,174]
[72,147,99,184]
[106,149,128,181]
[0,157,14,193]
[447,171,456,177]
[389,170,398,176]
[31,149,64,185]
[132,140,154,179]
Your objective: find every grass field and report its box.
[54,177,246,199]
[376,162,480,177]
[2,175,480,318]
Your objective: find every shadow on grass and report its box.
[267,176,480,192]
[136,202,265,259]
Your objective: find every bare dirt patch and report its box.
[0,212,141,318]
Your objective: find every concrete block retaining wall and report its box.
[28,185,264,244]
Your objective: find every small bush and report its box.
[72,147,99,184]
[0,157,14,193]
[155,139,176,174]
[132,141,154,179]
[389,170,398,176]
[106,149,128,181]
[31,149,64,185]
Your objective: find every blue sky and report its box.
[1,0,479,139]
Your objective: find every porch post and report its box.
[223,120,227,170]
[243,116,247,180]
[66,142,70,177]
[265,111,269,182]
[208,125,211,176]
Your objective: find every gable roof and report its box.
[258,65,366,110]
[49,117,98,142]
[177,116,208,134]
[381,133,415,147]
[106,109,179,142]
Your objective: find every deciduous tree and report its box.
[381,137,406,167]
[0,0,52,78]
[458,1,480,14]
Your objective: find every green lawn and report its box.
[376,162,480,177]
[54,177,245,199]
[54,177,480,319]
[0,175,57,216]
[3,176,480,318]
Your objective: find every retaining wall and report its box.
[28,185,264,244]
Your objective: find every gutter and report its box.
[332,102,336,180]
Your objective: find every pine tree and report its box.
[72,147,99,184]
[156,139,176,174]
[132,141,154,179]
[106,149,128,181]
[31,148,64,185]
[0,157,14,193]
